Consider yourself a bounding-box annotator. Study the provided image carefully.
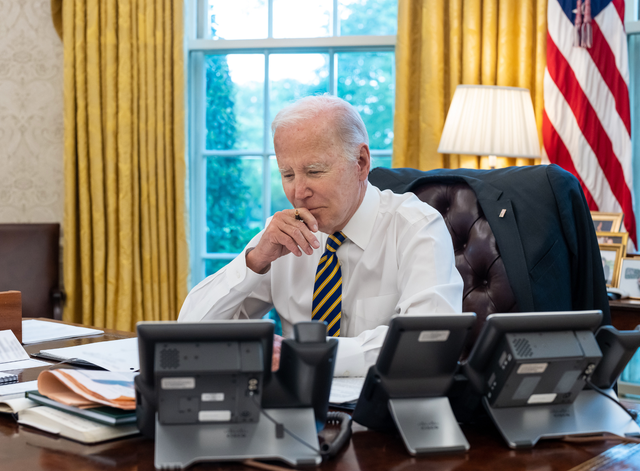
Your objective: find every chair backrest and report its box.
[408,181,518,345]
[0,224,62,319]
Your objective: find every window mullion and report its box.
[197,0,208,38]
[191,52,207,282]
[263,52,272,226]
[329,49,336,95]
[268,0,274,38]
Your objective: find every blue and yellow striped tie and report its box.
[312,232,346,337]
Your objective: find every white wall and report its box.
[0,0,64,223]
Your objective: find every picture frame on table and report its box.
[596,231,629,247]
[599,243,625,288]
[618,258,640,300]
[591,212,624,233]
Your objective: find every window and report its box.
[619,0,640,395]
[187,0,398,283]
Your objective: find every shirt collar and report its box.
[340,182,379,250]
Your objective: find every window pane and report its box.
[270,156,292,214]
[273,0,332,38]
[206,157,263,253]
[269,54,330,149]
[622,349,640,384]
[205,54,265,151]
[338,0,398,36]
[337,52,395,150]
[208,0,268,40]
[205,259,233,277]
[371,156,392,169]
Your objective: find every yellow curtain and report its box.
[56,0,188,331]
[393,0,547,170]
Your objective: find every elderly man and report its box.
[178,95,463,376]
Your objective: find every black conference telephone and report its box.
[135,320,351,466]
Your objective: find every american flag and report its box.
[543,0,636,246]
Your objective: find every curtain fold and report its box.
[59,0,188,331]
[393,0,546,170]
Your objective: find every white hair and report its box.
[271,95,369,162]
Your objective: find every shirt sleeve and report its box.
[177,231,274,322]
[395,209,464,315]
[333,326,389,377]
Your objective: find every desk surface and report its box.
[0,319,638,471]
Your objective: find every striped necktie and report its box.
[312,232,346,337]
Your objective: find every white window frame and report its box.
[618,0,640,396]
[186,0,397,283]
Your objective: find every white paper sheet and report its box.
[329,376,365,404]
[36,338,139,372]
[0,330,30,364]
[21,320,104,344]
[0,359,49,371]
[55,370,136,400]
[0,380,38,399]
[0,397,37,413]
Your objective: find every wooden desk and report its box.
[610,299,640,330]
[0,320,637,471]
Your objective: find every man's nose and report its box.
[293,177,312,200]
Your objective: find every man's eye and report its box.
[282,174,293,179]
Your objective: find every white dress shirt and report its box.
[178,183,463,376]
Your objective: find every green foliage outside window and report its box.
[205,55,262,255]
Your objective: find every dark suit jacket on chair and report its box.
[368,164,610,326]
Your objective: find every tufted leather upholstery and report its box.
[411,181,517,346]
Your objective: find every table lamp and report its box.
[437,85,540,168]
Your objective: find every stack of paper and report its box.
[21,320,103,344]
[38,369,136,410]
[18,406,138,444]
[33,337,139,371]
[329,377,365,406]
[0,330,46,399]
[26,391,136,426]
[0,381,39,401]
[0,329,48,373]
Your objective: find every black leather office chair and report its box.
[0,224,64,319]
[369,164,611,348]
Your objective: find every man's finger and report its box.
[292,208,319,233]
[281,225,316,256]
[276,231,304,257]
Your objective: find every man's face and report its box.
[274,113,370,235]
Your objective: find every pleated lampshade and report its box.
[438,85,541,159]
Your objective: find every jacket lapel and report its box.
[463,177,536,312]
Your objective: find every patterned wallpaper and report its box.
[0,0,64,223]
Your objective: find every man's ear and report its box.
[357,144,371,181]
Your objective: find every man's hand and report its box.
[246,208,320,274]
[272,334,284,371]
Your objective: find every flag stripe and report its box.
[543,70,619,212]
[544,0,636,247]
[548,0,632,188]
[545,31,636,244]
[546,36,631,213]
[542,110,599,209]
[588,21,631,135]
[612,0,625,23]
[597,0,630,82]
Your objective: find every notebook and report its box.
[0,372,17,385]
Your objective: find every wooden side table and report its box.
[609,299,640,330]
